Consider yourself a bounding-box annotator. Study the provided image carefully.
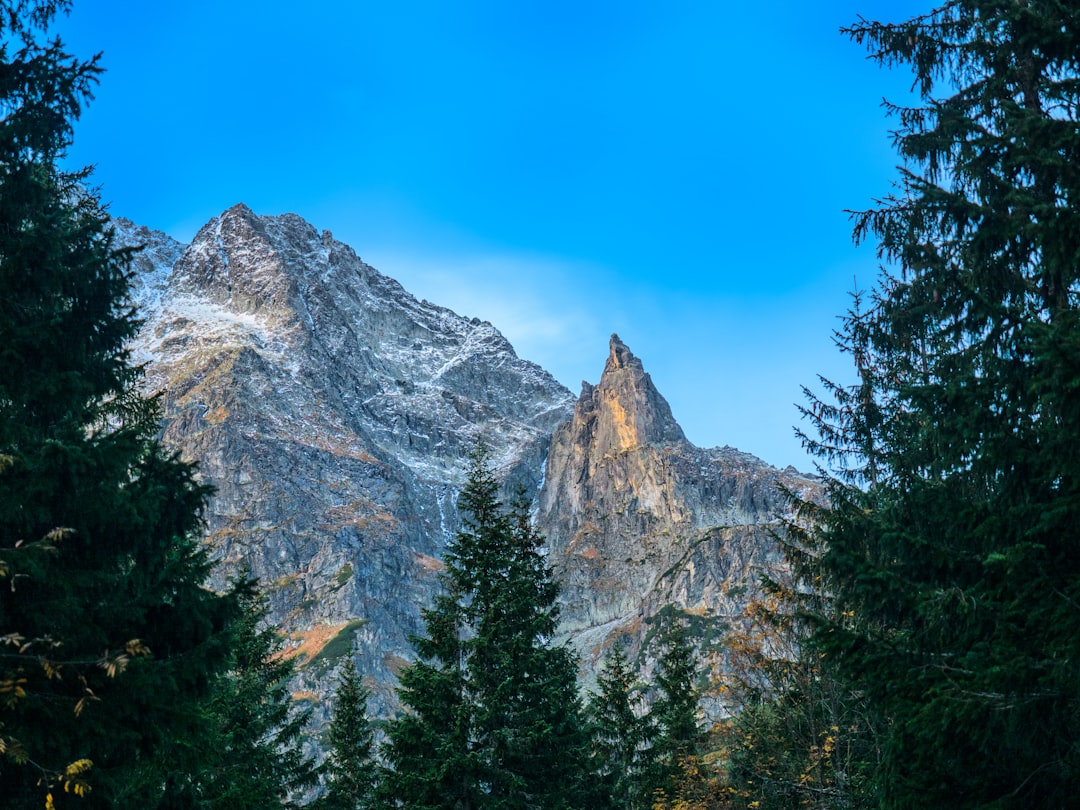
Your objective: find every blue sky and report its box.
[57,1,924,470]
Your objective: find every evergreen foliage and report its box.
[586,645,654,810]
[650,620,704,781]
[319,659,378,810]
[636,618,712,810]
[795,2,1080,807]
[718,578,881,809]
[191,580,317,809]
[380,587,474,808]
[0,2,233,806]
[382,446,591,809]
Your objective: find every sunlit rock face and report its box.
[115,205,818,733]
[538,335,820,676]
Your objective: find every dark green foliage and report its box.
[651,620,704,768]
[0,2,234,806]
[380,591,474,808]
[718,576,882,810]
[586,645,655,810]
[319,659,377,810]
[796,3,1080,807]
[191,581,317,809]
[382,446,592,809]
[648,619,705,797]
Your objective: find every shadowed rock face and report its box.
[116,205,818,730]
[538,335,819,674]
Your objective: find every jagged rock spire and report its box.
[588,333,686,453]
[537,334,812,651]
[537,334,692,573]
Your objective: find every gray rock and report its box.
[116,205,818,737]
[537,334,820,698]
[118,204,574,718]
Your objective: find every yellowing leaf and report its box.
[102,653,130,678]
[125,638,151,657]
[65,759,92,776]
[41,659,62,680]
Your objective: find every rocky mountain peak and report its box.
[605,332,639,371]
[114,204,818,734]
[537,336,819,680]
[169,203,317,326]
[581,333,686,454]
[118,205,577,719]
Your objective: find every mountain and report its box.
[538,335,817,678]
[117,204,574,715]
[116,204,816,725]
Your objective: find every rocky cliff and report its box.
[118,204,575,715]
[537,335,818,679]
[117,204,816,729]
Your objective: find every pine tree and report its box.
[646,620,715,810]
[382,447,591,809]
[798,3,1080,807]
[0,2,234,806]
[320,659,378,810]
[380,586,477,809]
[586,645,654,810]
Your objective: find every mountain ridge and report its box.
[115,203,816,726]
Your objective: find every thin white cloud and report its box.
[359,247,612,385]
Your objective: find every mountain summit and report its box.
[585,333,687,452]
[118,205,574,713]
[537,335,816,666]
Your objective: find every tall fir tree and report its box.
[382,447,591,809]
[647,619,706,805]
[0,2,234,806]
[380,587,476,809]
[191,580,318,810]
[585,645,654,810]
[798,3,1080,807]
[319,658,378,810]
[651,620,703,770]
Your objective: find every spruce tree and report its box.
[0,2,233,806]
[192,581,317,809]
[586,645,654,810]
[380,587,476,809]
[648,619,705,798]
[320,659,378,810]
[382,447,590,809]
[798,3,1080,807]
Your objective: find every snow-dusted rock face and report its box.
[118,204,574,714]
[536,335,820,676]
[116,204,817,729]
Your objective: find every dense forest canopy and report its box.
[0,0,237,806]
